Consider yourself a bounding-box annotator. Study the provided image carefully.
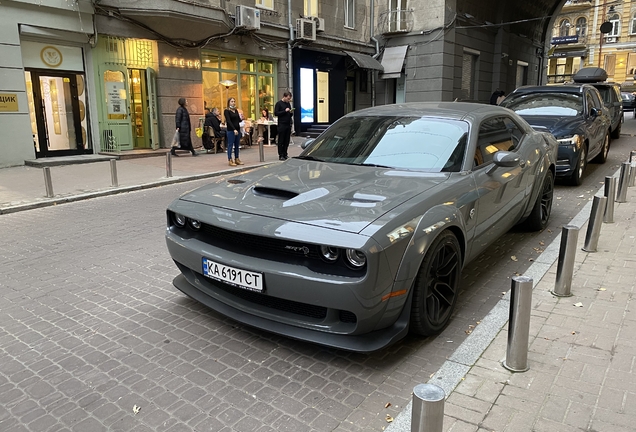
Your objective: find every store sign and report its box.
[21,41,84,71]
[0,93,18,112]
[162,57,201,69]
[551,36,579,45]
[550,50,587,58]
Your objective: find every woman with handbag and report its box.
[224,98,243,166]
[172,98,197,157]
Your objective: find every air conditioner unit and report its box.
[296,18,317,41]
[605,36,616,43]
[311,16,325,32]
[235,5,261,31]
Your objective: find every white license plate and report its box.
[202,258,263,292]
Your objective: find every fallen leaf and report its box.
[598,288,606,291]
[547,229,552,233]
[573,302,583,307]
[133,405,141,415]
[539,241,545,246]
[571,331,576,335]
[386,414,394,423]
[511,256,518,261]
[529,258,534,262]
[578,195,585,198]
[385,402,391,408]
[556,197,562,200]
[465,330,472,335]
[476,321,481,324]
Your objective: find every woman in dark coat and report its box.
[172,98,197,156]
[224,97,243,166]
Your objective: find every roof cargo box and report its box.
[573,67,608,83]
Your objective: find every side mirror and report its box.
[486,151,520,175]
[590,107,599,118]
[301,138,315,150]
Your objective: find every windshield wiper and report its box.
[295,155,324,162]
[350,162,392,168]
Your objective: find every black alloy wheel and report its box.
[593,134,610,164]
[410,231,462,336]
[524,170,554,231]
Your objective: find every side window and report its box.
[474,117,515,168]
[503,118,524,149]
[587,91,600,113]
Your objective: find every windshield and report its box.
[299,116,470,172]
[500,93,583,117]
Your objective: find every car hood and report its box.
[519,115,585,138]
[178,159,449,233]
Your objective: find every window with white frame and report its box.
[608,13,620,37]
[575,17,586,36]
[390,0,408,32]
[304,0,318,16]
[345,0,355,28]
[559,19,570,37]
[631,12,636,34]
[256,0,273,9]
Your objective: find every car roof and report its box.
[510,84,593,95]
[349,102,511,121]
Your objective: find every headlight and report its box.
[345,249,366,268]
[173,213,186,227]
[320,245,339,262]
[188,219,201,230]
[557,134,581,147]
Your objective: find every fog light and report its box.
[174,213,186,227]
[189,219,201,230]
[320,245,339,262]
[345,249,366,268]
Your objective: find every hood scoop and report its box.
[253,186,299,200]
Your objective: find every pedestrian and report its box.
[201,108,214,153]
[489,89,500,105]
[224,97,243,166]
[172,98,197,157]
[496,91,506,105]
[274,91,293,161]
[207,107,225,152]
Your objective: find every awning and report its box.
[380,45,408,79]
[344,51,384,71]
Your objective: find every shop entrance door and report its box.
[26,70,89,157]
[129,69,150,148]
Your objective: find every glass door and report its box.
[26,70,89,157]
[129,69,150,148]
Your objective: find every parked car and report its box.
[573,67,623,138]
[621,92,636,112]
[500,84,611,185]
[165,102,557,352]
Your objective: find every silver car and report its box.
[165,102,558,352]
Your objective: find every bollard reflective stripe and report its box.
[603,176,616,223]
[166,152,173,178]
[503,275,532,373]
[110,159,118,188]
[43,166,54,198]
[411,383,445,432]
[616,162,630,203]
[582,195,606,252]
[553,225,578,297]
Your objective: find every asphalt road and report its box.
[1,123,635,432]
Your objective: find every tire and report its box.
[611,121,621,140]
[410,231,462,336]
[593,133,610,164]
[523,170,554,231]
[568,144,587,186]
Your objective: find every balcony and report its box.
[562,0,593,12]
[378,9,414,35]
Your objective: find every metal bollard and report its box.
[616,162,630,203]
[43,166,54,198]
[553,225,579,297]
[630,150,636,163]
[582,195,606,252]
[166,152,173,178]
[630,161,636,188]
[603,176,616,223]
[411,383,445,432]
[258,137,265,162]
[503,275,533,373]
[110,159,119,187]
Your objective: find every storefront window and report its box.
[202,51,276,120]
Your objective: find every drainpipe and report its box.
[370,0,378,107]
[288,0,294,133]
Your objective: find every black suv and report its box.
[573,67,623,138]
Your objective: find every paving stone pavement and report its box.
[386,183,636,431]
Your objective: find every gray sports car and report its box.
[165,102,558,352]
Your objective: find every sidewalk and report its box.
[387,178,636,431]
[0,139,306,214]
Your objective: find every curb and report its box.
[384,172,614,432]
[0,163,270,215]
